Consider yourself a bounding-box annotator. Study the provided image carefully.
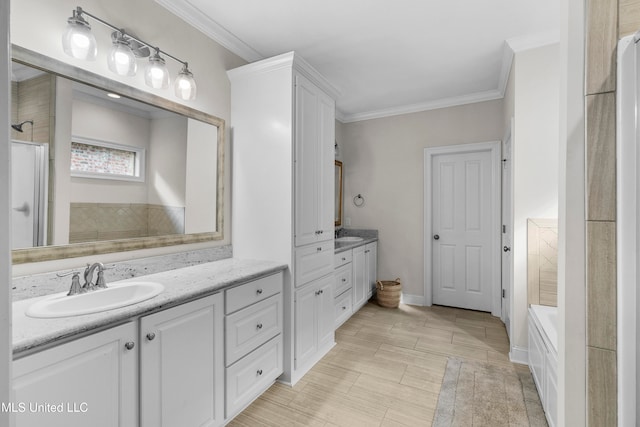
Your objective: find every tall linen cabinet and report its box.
[228,52,338,385]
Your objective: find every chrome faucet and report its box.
[83,262,107,291]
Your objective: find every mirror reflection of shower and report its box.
[11,119,34,141]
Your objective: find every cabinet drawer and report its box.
[295,241,334,286]
[334,250,352,268]
[334,263,352,296]
[226,293,282,366]
[226,335,283,419]
[334,290,352,328]
[225,272,283,314]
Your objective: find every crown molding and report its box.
[339,31,560,124]
[339,89,503,123]
[154,0,264,62]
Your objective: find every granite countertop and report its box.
[334,228,378,254]
[334,237,378,254]
[13,258,287,356]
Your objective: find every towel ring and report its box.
[353,194,365,207]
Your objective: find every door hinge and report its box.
[502,225,506,233]
[502,289,506,298]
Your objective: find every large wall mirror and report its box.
[11,46,224,264]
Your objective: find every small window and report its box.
[70,136,145,182]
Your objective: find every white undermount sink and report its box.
[335,236,364,243]
[26,281,165,319]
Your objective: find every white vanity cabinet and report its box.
[229,51,338,385]
[294,274,334,371]
[224,273,284,420]
[13,322,138,427]
[13,271,285,427]
[334,251,353,328]
[352,242,378,311]
[140,294,224,427]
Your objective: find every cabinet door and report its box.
[295,283,318,369]
[352,245,367,309]
[294,73,320,247]
[140,294,223,427]
[316,275,335,351]
[365,242,378,298]
[316,92,335,241]
[13,322,137,427]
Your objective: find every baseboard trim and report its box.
[401,293,427,306]
[509,345,528,365]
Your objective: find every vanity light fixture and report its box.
[61,6,197,100]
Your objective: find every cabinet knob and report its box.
[257,369,263,376]
[146,332,156,341]
[124,341,135,350]
[342,278,346,282]
[256,323,263,330]
[256,288,263,295]
[317,247,322,252]
[341,257,346,261]
[342,306,347,310]
[365,250,370,253]
[319,289,323,294]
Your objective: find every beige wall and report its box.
[10,0,246,275]
[341,99,504,297]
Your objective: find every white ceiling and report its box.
[156,0,560,122]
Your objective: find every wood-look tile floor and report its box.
[229,302,526,427]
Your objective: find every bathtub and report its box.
[528,304,557,427]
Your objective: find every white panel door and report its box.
[294,283,318,369]
[432,150,493,311]
[317,92,335,240]
[352,245,367,309]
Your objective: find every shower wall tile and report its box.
[586,221,616,351]
[585,93,616,221]
[587,347,617,426]
[619,0,640,36]
[69,203,185,243]
[586,0,618,94]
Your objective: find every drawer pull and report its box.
[146,332,156,341]
[342,278,347,282]
[256,323,263,330]
[256,288,263,295]
[257,369,263,376]
[124,342,135,350]
[341,257,346,261]
[342,306,347,310]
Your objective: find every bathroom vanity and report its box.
[12,259,286,427]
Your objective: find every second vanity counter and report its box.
[12,258,287,355]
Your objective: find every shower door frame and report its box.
[11,140,48,248]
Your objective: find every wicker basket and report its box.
[376,278,402,308]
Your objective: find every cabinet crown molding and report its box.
[227,51,340,100]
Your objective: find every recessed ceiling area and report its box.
[156,0,560,122]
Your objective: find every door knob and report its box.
[503,246,511,252]
[433,234,440,240]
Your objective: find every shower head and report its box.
[11,120,34,133]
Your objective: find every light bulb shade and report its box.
[174,66,197,100]
[62,19,97,60]
[107,40,137,77]
[145,54,170,89]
